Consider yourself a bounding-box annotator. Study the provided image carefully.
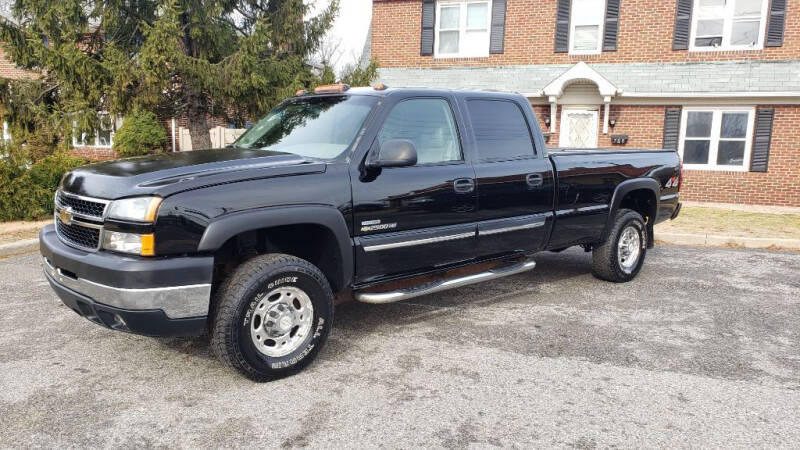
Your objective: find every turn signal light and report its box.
[313,83,350,94]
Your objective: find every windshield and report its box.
[233,95,377,159]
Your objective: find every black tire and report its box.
[592,208,647,283]
[210,254,334,381]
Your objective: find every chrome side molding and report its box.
[354,259,536,304]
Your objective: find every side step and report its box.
[354,259,536,304]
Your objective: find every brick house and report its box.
[370,0,800,207]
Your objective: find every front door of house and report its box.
[559,108,599,148]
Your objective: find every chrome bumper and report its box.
[43,257,211,319]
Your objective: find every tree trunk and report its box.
[187,113,212,150]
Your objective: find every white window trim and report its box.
[568,0,606,55]
[72,113,116,148]
[678,106,755,172]
[434,0,492,59]
[689,0,769,52]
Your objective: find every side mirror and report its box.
[367,139,418,168]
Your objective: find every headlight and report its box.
[106,197,162,222]
[102,231,155,256]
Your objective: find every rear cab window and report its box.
[466,99,536,161]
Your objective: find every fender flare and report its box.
[197,205,353,290]
[603,178,660,242]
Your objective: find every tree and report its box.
[0,0,338,151]
[113,108,167,157]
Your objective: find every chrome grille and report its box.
[56,191,108,219]
[54,190,109,252]
[56,217,101,250]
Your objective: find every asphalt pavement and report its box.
[1,245,799,448]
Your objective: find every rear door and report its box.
[464,98,555,257]
[351,96,478,285]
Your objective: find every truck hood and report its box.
[60,148,327,199]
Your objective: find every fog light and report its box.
[102,231,155,256]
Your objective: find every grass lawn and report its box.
[656,206,800,240]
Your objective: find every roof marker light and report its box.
[313,83,350,94]
[373,83,388,91]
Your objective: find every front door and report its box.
[559,108,599,148]
[351,96,478,285]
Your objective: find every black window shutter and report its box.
[663,107,682,150]
[672,0,693,50]
[750,108,775,172]
[421,0,435,56]
[603,0,620,51]
[554,0,571,53]
[490,0,507,54]
[766,0,786,47]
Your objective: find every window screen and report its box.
[378,98,462,164]
[467,100,535,160]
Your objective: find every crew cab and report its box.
[40,85,682,380]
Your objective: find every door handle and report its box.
[526,173,544,188]
[453,178,475,194]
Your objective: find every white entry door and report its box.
[559,108,599,148]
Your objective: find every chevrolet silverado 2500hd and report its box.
[41,85,682,380]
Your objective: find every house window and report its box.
[435,0,491,58]
[679,107,754,171]
[569,0,605,54]
[72,113,116,148]
[691,0,768,51]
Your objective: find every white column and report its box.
[603,97,611,135]
[171,118,177,152]
[549,96,557,133]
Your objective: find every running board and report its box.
[354,259,536,304]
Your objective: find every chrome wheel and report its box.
[617,226,641,274]
[250,286,314,357]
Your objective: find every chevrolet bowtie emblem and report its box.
[57,206,74,225]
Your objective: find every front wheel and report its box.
[210,254,334,381]
[591,209,647,283]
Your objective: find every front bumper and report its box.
[40,225,214,337]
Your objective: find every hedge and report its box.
[0,151,87,221]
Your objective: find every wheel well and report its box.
[212,224,345,293]
[619,188,657,225]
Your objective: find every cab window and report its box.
[377,98,462,164]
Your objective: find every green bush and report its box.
[112,109,167,157]
[0,151,87,221]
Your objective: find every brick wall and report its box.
[0,48,36,80]
[531,104,666,148]
[70,147,118,161]
[372,0,800,68]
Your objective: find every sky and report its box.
[312,0,373,73]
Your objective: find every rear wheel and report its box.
[592,209,647,282]
[211,254,333,381]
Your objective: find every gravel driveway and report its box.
[1,245,799,448]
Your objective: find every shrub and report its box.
[0,151,87,221]
[112,109,167,157]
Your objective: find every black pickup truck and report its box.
[41,85,682,380]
